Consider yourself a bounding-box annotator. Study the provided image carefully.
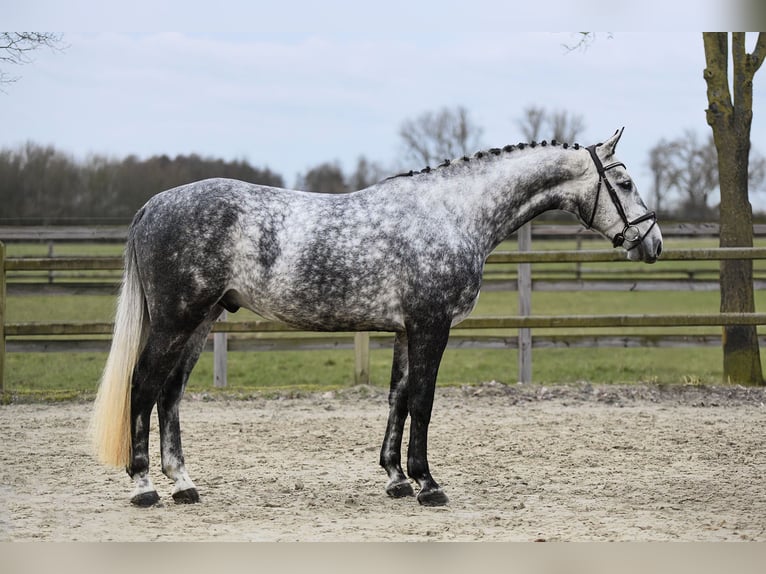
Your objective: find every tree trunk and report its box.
[703,33,765,385]
[718,129,761,384]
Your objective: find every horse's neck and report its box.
[410,147,590,254]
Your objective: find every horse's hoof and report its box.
[386,480,415,498]
[130,490,161,507]
[172,488,200,504]
[417,488,449,507]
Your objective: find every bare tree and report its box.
[398,105,484,167]
[703,32,766,384]
[661,131,718,220]
[549,109,586,143]
[749,153,766,197]
[646,140,673,216]
[648,130,766,220]
[573,32,766,384]
[516,106,546,141]
[348,156,386,190]
[516,105,585,143]
[0,33,64,88]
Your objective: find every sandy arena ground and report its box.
[1,382,765,541]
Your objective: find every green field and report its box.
[3,236,766,400]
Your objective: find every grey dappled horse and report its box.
[90,129,663,507]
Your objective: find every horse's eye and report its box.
[618,180,633,191]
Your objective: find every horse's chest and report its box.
[404,254,484,322]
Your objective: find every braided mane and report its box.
[386,139,583,181]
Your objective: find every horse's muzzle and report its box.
[625,233,662,264]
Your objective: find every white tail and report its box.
[89,242,147,468]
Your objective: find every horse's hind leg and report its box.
[379,332,415,498]
[128,326,194,506]
[157,305,222,504]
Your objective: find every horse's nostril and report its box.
[657,243,663,257]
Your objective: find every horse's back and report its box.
[131,177,311,258]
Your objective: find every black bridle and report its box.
[585,145,657,250]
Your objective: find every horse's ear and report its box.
[600,127,624,157]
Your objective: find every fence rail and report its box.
[7,246,764,271]
[2,236,766,392]
[3,222,766,242]
[6,311,766,338]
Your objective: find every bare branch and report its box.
[549,109,585,143]
[398,106,484,167]
[562,32,594,52]
[562,32,613,53]
[0,33,64,63]
[750,32,766,74]
[0,32,65,88]
[515,106,585,143]
[516,106,545,141]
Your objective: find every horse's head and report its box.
[579,129,663,263]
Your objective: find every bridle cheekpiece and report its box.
[585,144,657,250]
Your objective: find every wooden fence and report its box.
[2,231,766,391]
[5,223,766,296]
[3,222,766,242]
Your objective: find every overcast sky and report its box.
[3,2,764,207]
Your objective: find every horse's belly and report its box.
[232,286,406,332]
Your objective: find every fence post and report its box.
[214,310,228,388]
[517,224,532,383]
[354,331,370,385]
[0,242,5,393]
[47,241,55,284]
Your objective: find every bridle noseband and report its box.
[585,145,657,250]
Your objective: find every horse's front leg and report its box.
[380,332,415,498]
[405,318,451,506]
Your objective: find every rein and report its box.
[585,145,657,250]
